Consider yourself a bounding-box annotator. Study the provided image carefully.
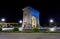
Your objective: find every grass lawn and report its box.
[0,30,60,33]
[0,27,60,33]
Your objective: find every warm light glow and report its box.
[32,16,37,28]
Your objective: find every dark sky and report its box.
[0,0,58,26]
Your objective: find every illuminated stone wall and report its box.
[22,6,40,28]
[0,23,18,28]
[32,16,37,28]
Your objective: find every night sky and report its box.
[0,0,58,26]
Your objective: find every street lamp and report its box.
[19,20,22,24]
[1,18,5,28]
[49,19,54,26]
[19,20,22,27]
[19,20,23,31]
[1,18,5,22]
[49,19,56,31]
[50,19,54,23]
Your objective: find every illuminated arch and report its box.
[32,16,37,28]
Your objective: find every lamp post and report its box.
[19,20,23,31]
[49,19,54,26]
[19,20,22,24]
[49,19,55,31]
[50,19,54,23]
[1,18,5,22]
[19,20,22,27]
[1,18,5,28]
[49,19,56,31]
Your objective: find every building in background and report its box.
[0,22,18,28]
[22,6,40,28]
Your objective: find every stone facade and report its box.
[22,7,40,28]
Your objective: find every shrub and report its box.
[0,28,2,31]
[13,27,19,31]
[32,27,40,32]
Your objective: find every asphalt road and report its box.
[0,33,60,39]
